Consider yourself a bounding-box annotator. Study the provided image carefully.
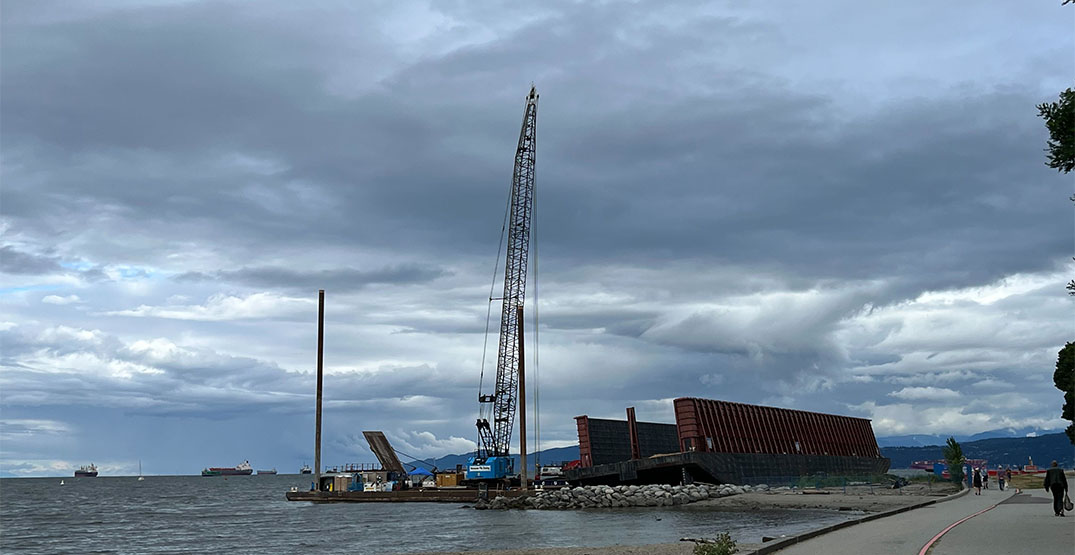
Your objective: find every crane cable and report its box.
[392,447,438,472]
[532,183,540,470]
[477,175,514,447]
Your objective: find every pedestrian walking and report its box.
[997,466,1005,491]
[1043,460,1069,517]
[973,467,982,495]
[1005,467,1012,484]
[983,470,989,489]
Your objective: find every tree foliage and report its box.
[942,437,965,485]
[1037,88,1075,173]
[1056,342,1075,445]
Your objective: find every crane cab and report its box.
[465,456,514,481]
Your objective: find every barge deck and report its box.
[285,488,532,503]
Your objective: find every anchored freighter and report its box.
[74,464,98,477]
[201,460,253,476]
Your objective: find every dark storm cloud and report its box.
[2,0,1064,307]
[0,246,63,275]
[173,264,450,291]
[0,245,112,282]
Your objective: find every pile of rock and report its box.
[476,483,769,510]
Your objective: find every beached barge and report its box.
[566,397,890,486]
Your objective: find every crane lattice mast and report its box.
[476,85,538,462]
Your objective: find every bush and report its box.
[693,533,738,555]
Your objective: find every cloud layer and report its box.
[1,0,1071,476]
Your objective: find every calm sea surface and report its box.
[1,475,857,554]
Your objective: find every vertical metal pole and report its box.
[517,304,527,491]
[627,407,641,459]
[314,289,324,491]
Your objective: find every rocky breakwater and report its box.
[476,483,768,510]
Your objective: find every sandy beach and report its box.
[420,482,959,555]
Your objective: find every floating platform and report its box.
[285,488,532,503]
[565,451,891,486]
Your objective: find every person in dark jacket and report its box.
[972,467,982,495]
[1043,460,1069,517]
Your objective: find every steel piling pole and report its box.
[517,304,527,491]
[314,289,324,491]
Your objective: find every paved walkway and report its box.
[769,485,1073,555]
[929,486,1073,555]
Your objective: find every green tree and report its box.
[1056,342,1075,445]
[1037,88,1075,174]
[942,437,965,485]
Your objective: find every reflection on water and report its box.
[1,476,856,553]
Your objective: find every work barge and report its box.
[286,487,530,503]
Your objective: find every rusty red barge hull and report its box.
[567,397,890,485]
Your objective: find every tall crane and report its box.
[466,85,538,482]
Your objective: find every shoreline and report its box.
[419,483,960,555]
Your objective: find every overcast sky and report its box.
[2,0,1072,477]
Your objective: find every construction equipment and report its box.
[466,85,538,482]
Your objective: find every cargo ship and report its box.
[201,460,253,476]
[257,468,277,475]
[74,464,98,477]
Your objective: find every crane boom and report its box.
[469,85,538,480]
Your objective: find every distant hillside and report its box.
[882,432,1074,469]
[877,427,1061,447]
[400,445,581,472]
[406,433,1073,473]
[877,435,951,448]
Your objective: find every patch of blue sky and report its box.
[59,261,94,271]
[0,285,60,296]
[115,266,152,279]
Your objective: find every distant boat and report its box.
[300,463,312,474]
[138,460,145,481]
[60,479,65,485]
[75,464,98,477]
[257,468,277,475]
[202,460,253,476]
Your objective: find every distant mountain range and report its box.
[876,427,1062,447]
[400,431,1073,474]
[881,432,1074,469]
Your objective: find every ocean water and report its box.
[1,475,857,553]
